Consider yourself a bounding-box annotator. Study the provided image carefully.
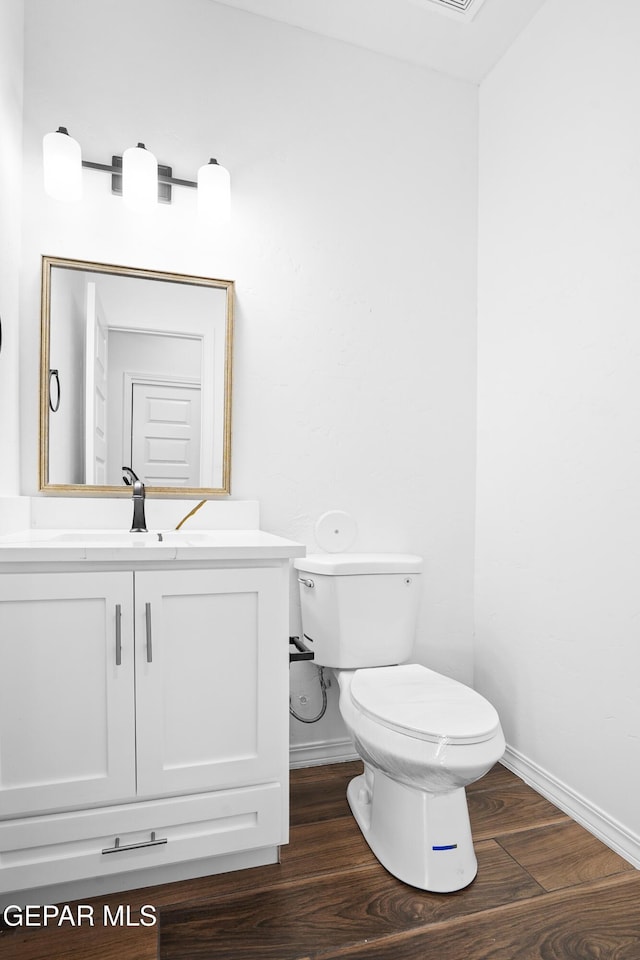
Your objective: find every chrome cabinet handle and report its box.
[297,577,315,588]
[145,602,153,662]
[115,603,122,665]
[102,831,167,855]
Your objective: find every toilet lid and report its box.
[350,664,501,745]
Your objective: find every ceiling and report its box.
[210,0,548,83]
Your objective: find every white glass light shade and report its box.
[197,159,231,223]
[43,127,82,202]
[122,142,158,212]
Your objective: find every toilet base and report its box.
[347,767,477,892]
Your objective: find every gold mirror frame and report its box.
[39,256,234,497]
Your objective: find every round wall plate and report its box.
[314,510,357,553]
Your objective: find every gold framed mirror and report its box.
[39,256,233,496]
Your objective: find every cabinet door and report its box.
[0,572,136,817]
[134,567,288,797]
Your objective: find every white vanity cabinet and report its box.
[0,571,135,817]
[0,546,298,908]
[134,567,285,797]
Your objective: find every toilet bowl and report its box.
[335,665,505,891]
[294,553,505,892]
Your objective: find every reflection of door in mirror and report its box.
[84,282,108,484]
[130,380,201,487]
[47,268,86,485]
[109,327,202,486]
[42,257,233,496]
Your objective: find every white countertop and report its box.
[0,529,306,564]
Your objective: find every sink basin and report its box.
[51,531,165,546]
[48,530,232,547]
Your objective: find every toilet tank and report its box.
[293,554,423,668]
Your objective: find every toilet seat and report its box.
[349,664,501,745]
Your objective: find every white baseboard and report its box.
[503,745,640,870]
[289,737,359,769]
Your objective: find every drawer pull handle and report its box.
[102,831,167,855]
[145,602,153,662]
[115,604,122,665]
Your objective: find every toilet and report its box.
[294,553,505,893]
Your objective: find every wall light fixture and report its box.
[42,126,231,223]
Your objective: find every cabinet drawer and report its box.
[0,783,282,895]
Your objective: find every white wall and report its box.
[20,0,479,750]
[476,0,640,860]
[0,0,24,494]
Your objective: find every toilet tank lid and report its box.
[294,553,423,575]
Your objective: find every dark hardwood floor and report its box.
[2,761,638,959]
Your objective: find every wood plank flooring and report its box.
[1,761,637,960]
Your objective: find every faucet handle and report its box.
[122,466,141,485]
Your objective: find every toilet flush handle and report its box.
[298,578,315,589]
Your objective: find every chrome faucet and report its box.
[122,466,148,533]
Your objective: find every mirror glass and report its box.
[40,257,233,496]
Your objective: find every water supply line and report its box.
[174,499,207,530]
[289,665,328,724]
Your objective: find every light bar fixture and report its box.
[42,126,231,223]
